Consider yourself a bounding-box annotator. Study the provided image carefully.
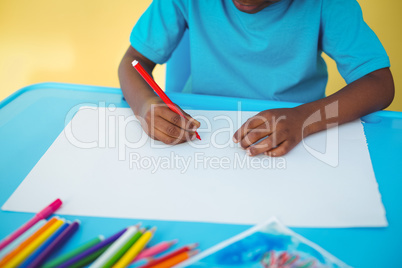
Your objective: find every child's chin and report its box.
[232,0,268,14]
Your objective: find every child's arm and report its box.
[233,67,394,157]
[118,46,200,144]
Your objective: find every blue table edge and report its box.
[1,82,400,120]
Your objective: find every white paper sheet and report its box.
[2,107,387,227]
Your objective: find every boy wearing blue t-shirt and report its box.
[119,0,394,156]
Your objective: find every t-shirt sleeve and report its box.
[321,0,390,84]
[130,0,187,64]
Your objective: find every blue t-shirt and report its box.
[130,0,390,103]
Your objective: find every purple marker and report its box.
[57,228,127,268]
[26,221,80,268]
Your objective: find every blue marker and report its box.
[19,221,70,268]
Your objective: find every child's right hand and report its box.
[136,96,201,145]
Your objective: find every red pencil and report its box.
[132,60,201,140]
[137,243,198,268]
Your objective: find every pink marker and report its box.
[0,198,62,250]
[132,240,178,263]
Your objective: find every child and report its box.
[118,0,394,157]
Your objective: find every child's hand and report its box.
[233,107,311,157]
[137,96,201,145]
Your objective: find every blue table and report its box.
[0,83,401,267]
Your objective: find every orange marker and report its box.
[151,250,199,268]
[0,217,58,266]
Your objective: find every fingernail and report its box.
[233,137,238,143]
[246,149,252,156]
[192,127,198,131]
[191,135,196,141]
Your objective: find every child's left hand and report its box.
[232,107,311,157]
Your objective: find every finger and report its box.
[178,107,201,129]
[239,124,273,149]
[157,106,198,131]
[264,140,296,157]
[247,130,288,156]
[233,114,268,144]
[153,116,195,143]
[151,125,194,145]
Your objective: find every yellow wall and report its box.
[0,0,401,111]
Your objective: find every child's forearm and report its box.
[233,68,394,157]
[118,46,158,117]
[299,67,395,136]
[118,46,200,144]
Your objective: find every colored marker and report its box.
[113,227,156,267]
[69,246,110,268]
[132,60,201,140]
[57,228,127,268]
[89,225,140,268]
[284,255,299,265]
[0,220,46,260]
[3,218,64,268]
[0,199,62,251]
[298,259,316,268]
[42,236,104,268]
[103,227,145,267]
[24,220,80,268]
[153,250,198,268]
[19,221,70,268]
[138,243,198,268]
[278,251,290,266]
[0,217,59,267]
[133,239,178,262]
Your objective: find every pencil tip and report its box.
[189,243,199,249]
[189,250,199,256]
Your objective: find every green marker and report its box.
[298,260,315,268]
[42,236,104,268]
[284,255,299,265]
[102,228,144,267]
[70,246,110,268]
